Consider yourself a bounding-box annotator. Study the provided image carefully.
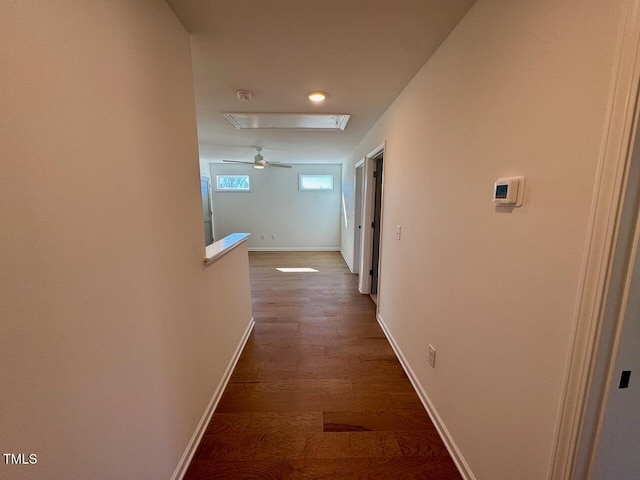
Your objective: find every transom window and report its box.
[215,174,251,191]
[299,174,334,191]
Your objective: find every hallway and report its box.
[184,252,461,479]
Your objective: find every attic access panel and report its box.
[224,113,350,131]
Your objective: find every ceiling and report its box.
[166,0,475,165]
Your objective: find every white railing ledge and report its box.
[204,233,250,266]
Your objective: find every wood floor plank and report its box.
[196,432,402,461]
[278,314,376,324]
[394,430,451,457]
[390,392,427,410]
[224,379,353,395]
[324,344,395,357]
[298,431,402,459]
[282,456,463,480]
[208,412,324,434]
[185,459,283,479]
[323,411,435,432]
[184,252,462,480]
[240,343,326,359]
[215,392,400,413]
[248,333,390,347]
[351,379,417,394]
[195,433,307,461]
[253,323,301,334]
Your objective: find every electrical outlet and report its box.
[428,344,436,368]
[260,233,265,240]
[396,225,401,240]
[271,234,276,240]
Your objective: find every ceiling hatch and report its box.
[224,113,350,131]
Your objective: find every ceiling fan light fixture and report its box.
[222,147,292,168]
[307,91,326,103]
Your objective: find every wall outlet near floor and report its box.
[428,344,436,368]
[260,233,265,240]
[271,234,276,240]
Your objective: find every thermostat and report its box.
[493,176,525,207]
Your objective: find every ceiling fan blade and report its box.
[268,162,292,168]
[222,160,255,164]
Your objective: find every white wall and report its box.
[209,162,341,250]
[341,1,627,479]
[0,2,252,479]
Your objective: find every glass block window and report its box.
[215,174,251,192]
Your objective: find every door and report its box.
[370,155,383,296]
[201,176,214,245]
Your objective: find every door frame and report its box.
[589,153,640,477]
[353,162,365,274]
[550,3,640,477]
[573,60,640,480]
[357,142,385,299]
[369,153,384,300]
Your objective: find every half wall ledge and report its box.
[204,233,250,266]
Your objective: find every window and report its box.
[215,174,251,192]
[299,174,334,191]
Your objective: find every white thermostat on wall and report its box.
[493,176,525,207]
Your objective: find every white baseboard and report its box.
[376,314,476,480]
[340,249,354,272]
[248,247,339,252]
[170,318,255,480]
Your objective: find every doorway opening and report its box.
[356,143,385,304]
[201,175,214,246]
[370,152,384,302]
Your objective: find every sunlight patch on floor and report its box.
[276,267,319,273]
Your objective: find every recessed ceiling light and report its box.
[253,164,264,169]
[308,92,326,103]
[236,90,253,101]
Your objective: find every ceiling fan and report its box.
[222,147,292,169]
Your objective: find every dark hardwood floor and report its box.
[184,251,462,479]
